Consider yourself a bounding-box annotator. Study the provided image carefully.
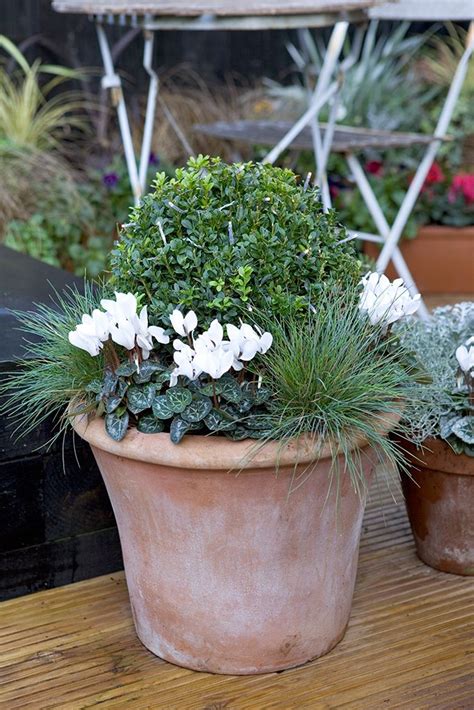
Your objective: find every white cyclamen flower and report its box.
[359,272,421,326]
[226,323,272,366]
[68,309,111,357]
[170,309,198,337]
[194,344,234,380]
[194,319,224,352]
[456,344,474,373]
[170,340,203,385]
[101,292,170,357]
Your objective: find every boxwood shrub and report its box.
[110,155,362,325]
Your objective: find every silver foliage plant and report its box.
[396,302,474,455]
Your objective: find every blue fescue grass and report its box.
[0,282,107,445]
[251,286,416,495]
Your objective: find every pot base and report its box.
[401,438,474,576]
[135,623,348,675]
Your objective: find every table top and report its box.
[370,0,474,21]
[1,477,473,709]
[52,0,378,17]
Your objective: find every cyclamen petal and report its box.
[148,326,170,344]
[170,309,197,336]
[68,330,102,356]
[456,344,474,373]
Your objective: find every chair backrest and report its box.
[370,1,473,21]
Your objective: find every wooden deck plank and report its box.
[1,480,473,709]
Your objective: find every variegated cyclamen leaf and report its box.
[204,409,236,432]
[105,394,123,414]
[440,415,459,440]
[452,416,474,445]
[105,411,129,441]
[116,361,137,377]
[181,395,213,423]
[152,395,175,420]
[200,381,223,397]
[85,379,102,394]
[219,376,243,404]
[165,386,193,413]
[137,415,164,434]
[103,369,119,396]
[133,360,166,384]
[170,416,191,444]
[127,384,156,414]
[243,414,272,430]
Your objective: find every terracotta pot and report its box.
[401,437,474,576]
[72,414,393,675]
[365,225,474,295]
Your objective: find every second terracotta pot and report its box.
[401,437,474,576]
[72,414,387,674]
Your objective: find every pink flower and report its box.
[448,173,474,205]
[365,160,383,176]
[424,162,444,185]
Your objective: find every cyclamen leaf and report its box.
[154,372,171,387]
[105,394,123,414]
[152,395,175,420]
[103,369,119,396]
[452,416,474,445]
[243,414,272,430]
[220,376,243,404]
[181,395,213,423]
[137,415,164,434]
[86,379,102,394]
[127,384,156,414]
[165,386,193,413]
[133,360,166,384]
[116,378,129,398]
[226,426,250,441]
[204,409,236,432]
[200,381,223,397]
[105,411,129,441]
[253,387,271,405]
[116,361,137,376]
[170,416,191,444]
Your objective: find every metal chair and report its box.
[196,6,474,318]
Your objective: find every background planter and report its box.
[364,225,474,294]
[73,415,386,675]
[401,437,474,576]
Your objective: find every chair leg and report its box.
[262,21,348,167]
[138,30,159,193]
[376,29,474,273]
[96,21,142,205]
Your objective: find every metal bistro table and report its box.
[52,0,378,204]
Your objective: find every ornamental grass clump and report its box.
[110,155,361,323]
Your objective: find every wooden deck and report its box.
[1,475,473,710]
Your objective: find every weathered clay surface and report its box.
[401,438,474,576]
[73,417,382,674]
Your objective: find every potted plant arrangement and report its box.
[2,157,422,674]
[396,301,474,576]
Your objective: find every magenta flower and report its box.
[448,173,474,205]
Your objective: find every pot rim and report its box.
[71,409,400,471]
[401,436,474,477]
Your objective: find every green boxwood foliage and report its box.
[110,155,361,325]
